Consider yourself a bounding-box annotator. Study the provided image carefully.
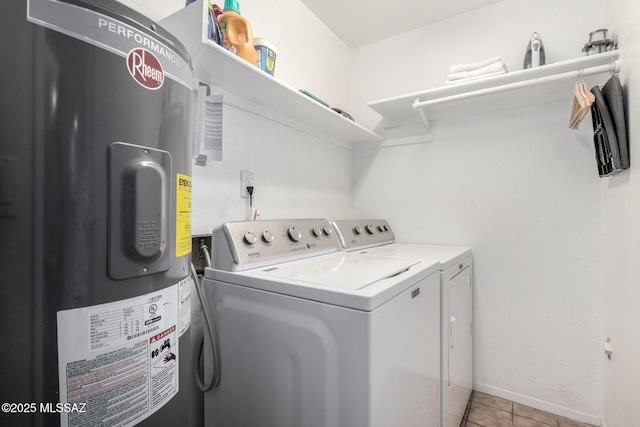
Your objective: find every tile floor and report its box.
[459,391,596,427]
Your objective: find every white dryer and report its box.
[202,218,442,427]
[331,219,473,427]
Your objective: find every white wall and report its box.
[352,0,608,423]
[237,0,351,111]
[118,0,184,22]
[602,0,640,426]
[190,97,353,234]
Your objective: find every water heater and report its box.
[0,1,194,426]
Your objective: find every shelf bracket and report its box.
[415,97,431,134]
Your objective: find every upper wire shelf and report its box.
[368,51,620,140]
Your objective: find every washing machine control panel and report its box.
[216,218,339,270]
[331,219,395,251]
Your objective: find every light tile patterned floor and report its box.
[459,392,596,427]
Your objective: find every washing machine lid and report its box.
[356,244,471,271]
[330,219,471,270]
[389,244,471,270]
[206,252,439,311]
[252,252,415,289]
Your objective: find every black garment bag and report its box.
[590,75,629,177]
[602,75,629,169]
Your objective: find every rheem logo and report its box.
[127,48,164,90]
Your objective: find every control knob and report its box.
[262,230,274,243]
[354,226,363,235]
[243,231,257,245]
[322,226,333,236]
[287,227,302,242]
[312,226,322,238]
[365,225,375,234]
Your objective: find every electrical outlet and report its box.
[241,170,254,198]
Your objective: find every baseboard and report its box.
[473,382,601,426]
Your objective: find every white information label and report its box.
[194,86,223,163]
[57,282,183,427]
[88,292,164,352]
[178,276,192,337]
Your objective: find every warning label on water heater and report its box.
[176,174,192,258]
[56,280,189,427]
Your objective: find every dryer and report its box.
[202,218,442,427]
[331,219,473,427]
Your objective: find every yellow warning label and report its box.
[176,174,192,258]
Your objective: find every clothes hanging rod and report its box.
[412,60,620,110]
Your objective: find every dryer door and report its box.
[442,256,473,427]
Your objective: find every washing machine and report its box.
[331,219,473,427]
[202,218,441,427]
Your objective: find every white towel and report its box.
[448,56,503,74]
[444,70,507,85]
[446,61,507,81]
